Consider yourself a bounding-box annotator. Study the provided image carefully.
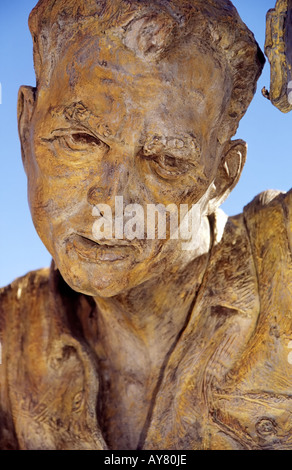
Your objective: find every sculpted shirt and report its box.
[1,189,292,450]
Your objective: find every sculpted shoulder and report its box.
[0,269,51,393]
[0,267,51,373]
[242,188,292,269]
[0,265,108,450]
[0,267,51,324]
[0,268,49,449]
[208,189,292,450]
[243,187,292,216]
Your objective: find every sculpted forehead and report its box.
[35,34,228,147]
[30,0,265,145]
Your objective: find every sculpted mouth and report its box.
[71,234,135,262]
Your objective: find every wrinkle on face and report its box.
[27,32,230,296]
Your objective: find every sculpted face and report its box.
[20,32,243,297]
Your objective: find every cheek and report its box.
[29,138,93,207]
[139,162,214,208]
[26,147,88,252]
[27,173,55,254]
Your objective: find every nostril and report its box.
[87,186,104,205]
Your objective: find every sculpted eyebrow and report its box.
[50,102,115,140]
[143,134,200,160]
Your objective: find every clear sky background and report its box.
[0,0,291,288]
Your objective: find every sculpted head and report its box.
[18,0,265,297]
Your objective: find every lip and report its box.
[71,234,135,262]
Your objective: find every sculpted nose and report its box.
[87,160,132,207]
[87,182,126,207]
[87,186,105,206]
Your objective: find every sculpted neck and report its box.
[77,215,211,449]
[92,215,212,357]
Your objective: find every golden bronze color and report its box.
[0,0,291,450]
[263,0,292,112]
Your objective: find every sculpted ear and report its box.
[206,139,247,215]
[17,86,36,172]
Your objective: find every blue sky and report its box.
[0,0,291,288]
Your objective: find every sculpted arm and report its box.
[264,0,292,112]
[0,285,18,449]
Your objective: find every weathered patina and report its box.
[264,0,292,112]
[0,0,291,450]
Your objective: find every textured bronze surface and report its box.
[264,0,292,112]
[0,0,291,450]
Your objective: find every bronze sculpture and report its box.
[0,0,291,450]
[264,0,292,112]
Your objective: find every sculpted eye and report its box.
[143,153,190,179]
[54,132,109,153]
[161,155,178,169]
[69,133,102,146]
